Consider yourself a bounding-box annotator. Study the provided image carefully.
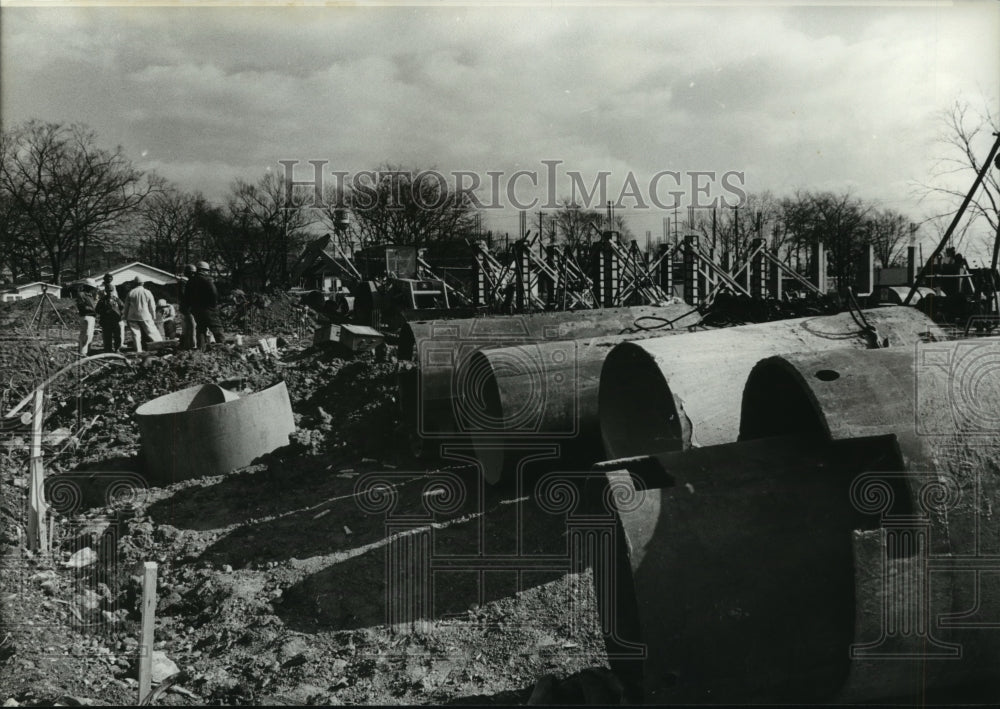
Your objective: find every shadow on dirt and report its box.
[261,469,579,632]
[141,448,365,531]
[443,687,532,705]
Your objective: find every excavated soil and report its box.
[0,329,609,706]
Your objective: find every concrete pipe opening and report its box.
[597,436,861,703]
[397,320,425,361]
[739,356,830,441]
[599,342,687,458]
[459,348,537,485]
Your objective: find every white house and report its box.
[1,282,62,302]
[99,262,179,287]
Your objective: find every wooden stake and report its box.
[27,388,47,552]
[138,561,158,703]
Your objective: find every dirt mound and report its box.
[218,292,319,339]
[0,340,607,706]
[0,340,82,416]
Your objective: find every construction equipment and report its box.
[294,235,470,334]
[26,283,70,336]
[349,244,458,331]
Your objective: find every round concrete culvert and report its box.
[398,306,705,459]
[597,435,859,703]
[598,342,687,458]
[135,381,295,485]
[599,307,946,458]
[458,349,525,486]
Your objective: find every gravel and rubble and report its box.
[0,319,609,706]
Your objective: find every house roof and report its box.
[106,262,179,279]
[6,281,61,293]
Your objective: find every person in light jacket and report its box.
[123,277,162,353]
[155,298,177,339]
[73,279,99,356]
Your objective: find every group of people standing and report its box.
[73,261,225,356]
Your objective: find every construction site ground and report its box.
[0,299,607,706]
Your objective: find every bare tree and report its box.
[866,208,911,268]
[920,100,1000,263]
[550,199,602,250]
[0,121,159,283]
[693,191,785,266]
[782,190,874,288]
[136,187,204,273]
[346,165,479,249]
[205,171,315,290]
[0,191,38,281]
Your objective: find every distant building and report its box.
[875,266,909,288]
[97,262,180,288]
[1,281,62,302]
[291,234,355,292]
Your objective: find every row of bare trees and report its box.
[2,100,997,290]
[0,125,483,288]
[0,126,485,289]
[539,190,914,288]
[697,191,915,288]
[0,122,161,283]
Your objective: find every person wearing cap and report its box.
[122,276,162,353]
[155,298,177,339]
[178,264,197,349]
[186,261,225,350]
[96,276,125,352]
[73,278,99,356]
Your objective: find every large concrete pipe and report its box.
[598,306,944,458]
[459,328,693,485]
[136,381,296,485]
[398,305,700,457]
[590,339,1000,703]
[398,307,693,360]
[463,307,942,484]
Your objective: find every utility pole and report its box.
[538,211,545,257]
[734,205,740,263]
[991,219,1000,273]
[711,208,717,257]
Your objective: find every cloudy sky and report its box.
[2,2,999,258]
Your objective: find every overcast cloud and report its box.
[1,2,998,256]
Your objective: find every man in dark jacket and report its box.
[187,261,225,350]
[177,264,197,349]
[96,276,124,352]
